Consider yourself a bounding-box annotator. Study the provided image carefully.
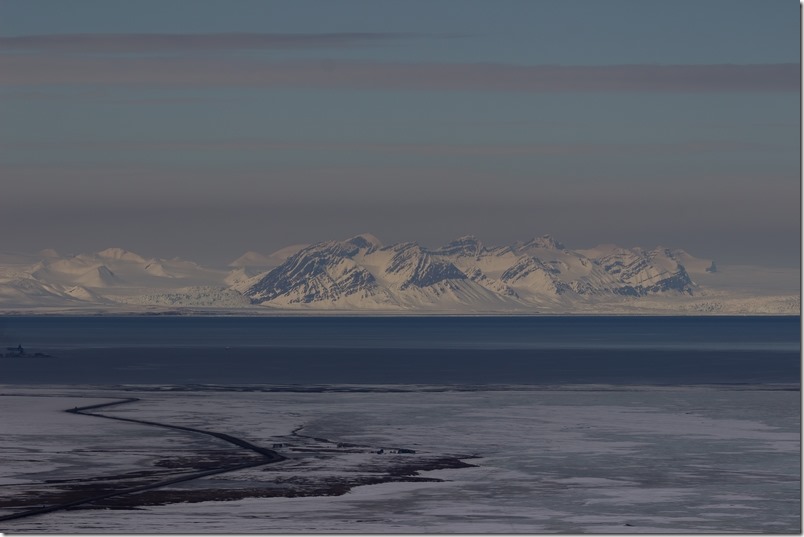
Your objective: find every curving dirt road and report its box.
[0,397,284,523]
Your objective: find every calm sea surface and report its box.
[0,316,799,385]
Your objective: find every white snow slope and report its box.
[0,236,798,314]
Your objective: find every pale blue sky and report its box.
[0,0,799,265]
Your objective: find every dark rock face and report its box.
[243,234,700,307]
[498,257,569,295]
[518,235,566,252]
[466,267,519,297]
[385,243,467,290]
[638,268,694,295]
[568,280,597,295]
[245,242,378,304]
[435,236,483,258]
[598,250,695,296]
[346,235,379,254]
[501,257,561,282]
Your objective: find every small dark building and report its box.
[5,345,24,357]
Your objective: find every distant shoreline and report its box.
[0,310,799,317]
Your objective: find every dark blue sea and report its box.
[0,316,799,385]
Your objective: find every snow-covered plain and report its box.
[0,385,798,533]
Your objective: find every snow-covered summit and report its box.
[435,236,484,258]
[346,233,383,252]
[96,247,147,264]
[38,248,60,259]
[241,234,717,310]
[0,235,796,314]
[245,239,381,305]
[517,235,566,252]
[229,244,310,269]
[384,242,467,290]
[229,251,276,268]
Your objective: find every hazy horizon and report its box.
[1,0,799,268]
[0,228,797,270]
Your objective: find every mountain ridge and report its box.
[0,235,798,314]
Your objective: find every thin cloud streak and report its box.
[0,139,779,156]
[0,56,796,92]
[0,32,418,53]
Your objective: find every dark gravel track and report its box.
[0,397,284,523]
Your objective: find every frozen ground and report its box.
[0,384,799,533]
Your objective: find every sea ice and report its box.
[0,385,798,533]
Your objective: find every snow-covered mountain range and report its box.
[0,235,798,314]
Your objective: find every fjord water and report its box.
[0,316,799,385]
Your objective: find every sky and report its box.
[0,0,799,267]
